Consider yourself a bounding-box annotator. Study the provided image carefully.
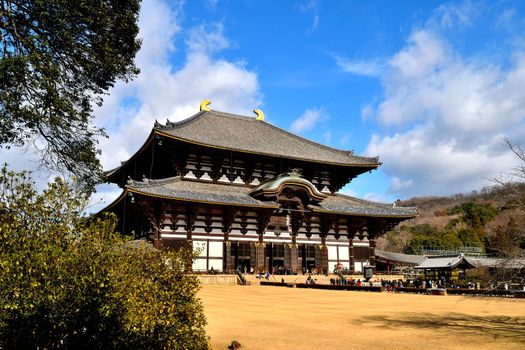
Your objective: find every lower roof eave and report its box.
[308,207,418,219]
[126,188,280,209]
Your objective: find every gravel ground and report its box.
[199,284,525,350]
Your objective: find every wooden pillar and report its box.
[289,211,302,274]
[222,208,236,273]
[319,216,331,274]
[224,241,234,273]
[369,239,376,273]
[284,244,292,271]
[320,239,329,274]
[153,226,162,249]
[285,241,299,273]
[290,242,298,274]
[255,210,272,273]
[315,245,321,272]
[185,206,196,247]
[349,239,355,273]
[255,240,265,273]
[144,201,165,250]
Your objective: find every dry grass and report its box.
[199,285,525,350]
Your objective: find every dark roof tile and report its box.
[127,177,278,208]
[156,110,379,167]
[309,194,418,217]
[126,178,416,218]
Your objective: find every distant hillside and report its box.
[377,184,525,257]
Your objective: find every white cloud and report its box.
[90,0,261,210]
[334,56,384,77]
[495,8,517,29]
[390,177,413,193]
[367,117,523,198]
[360,104,374,120]
[298,0,320,33]
[388,30,447,81]
[310,14,320,33]
[363,192,394,204]
[298,0,318,12]
[290,107,329,133]
[366,24,525,198]
[186,23,230,54]
[205,0,219,12]
[95,0,261,171]
[0,0,261,212]
[428,1,478,29]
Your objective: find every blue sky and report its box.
[2,0,525,209]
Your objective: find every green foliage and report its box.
[457,228,481,244]
[404,224,462,254]
[448,202,498,250]
[0,0,142,191]
[448,202,498,228]
[0,166,208,349]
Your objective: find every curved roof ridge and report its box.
[156,110,207,129]
[215,110,379,161]
[255,115,379,161]
[155,109,380,163]
[127,176,181,187]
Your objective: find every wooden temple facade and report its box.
[102,102,417,274]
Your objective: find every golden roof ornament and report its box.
[200,99,211,111]
[254,108,264,121]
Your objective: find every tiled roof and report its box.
[308,194,418,218]
[415,255,476,269]
[124,178,417,218]
[375,250,425,265]
[127,177,278,208]
[155,110,380,167]
[465,257,525,269]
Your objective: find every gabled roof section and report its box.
[155,110,380,167]
[100,177,417,219]
[465,256,525,269]
[415,255,476,270]
[308,193,418,218]
[375,250,425,265]
[126,177,279,208]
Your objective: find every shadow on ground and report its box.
[359,313,525,343]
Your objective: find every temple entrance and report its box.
[299,244,317,273]
[233,242,251,273]
[266,243,286,273]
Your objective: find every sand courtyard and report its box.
[199,284,525,350]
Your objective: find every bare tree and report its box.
[487,138,525,291]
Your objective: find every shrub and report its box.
[0,167,208,349]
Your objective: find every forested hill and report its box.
[377,184,525,257]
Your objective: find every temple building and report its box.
[101,101,417,274]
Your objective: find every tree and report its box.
[486,139,525,286]
[0,0,142,191]
[0,166,208,349]
[404,224,462,255]
[492,139,525,246]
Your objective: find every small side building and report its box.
[415,254,476,281]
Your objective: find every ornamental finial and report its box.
[254,108,264,121]
[289,168,302,177]
[200,99,211,111]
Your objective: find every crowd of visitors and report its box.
[329,277,364,287]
